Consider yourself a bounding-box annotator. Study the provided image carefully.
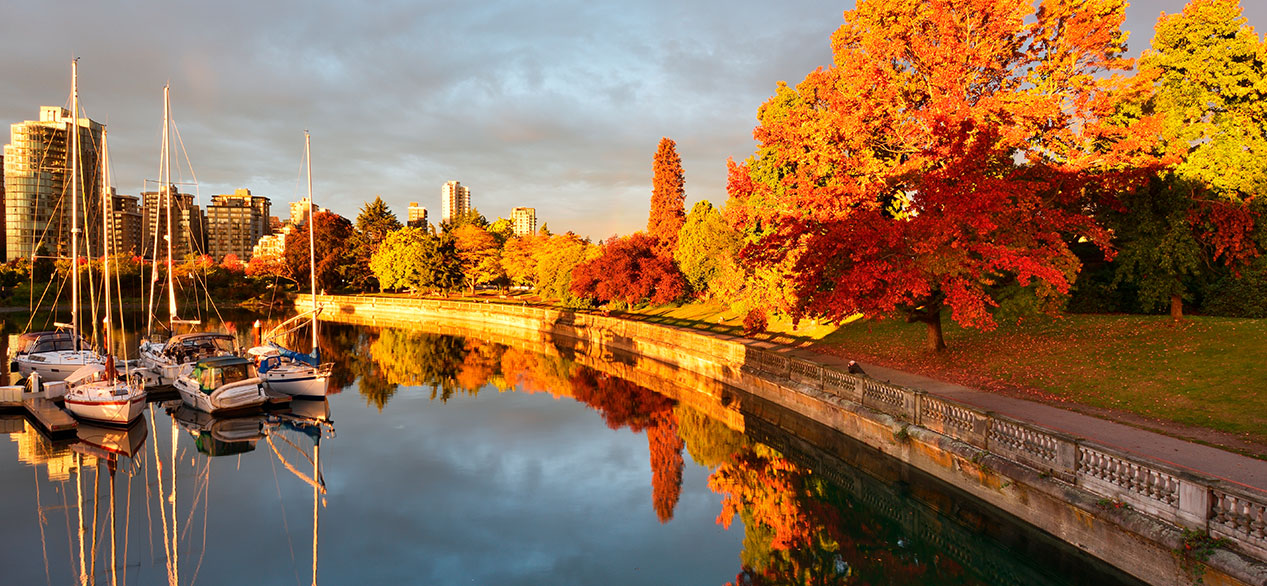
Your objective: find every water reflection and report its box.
[0,314,1143,584]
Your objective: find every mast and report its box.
[70,59,81,349]
[101,129,112,358]
[305,131,318,356]
[164,84,178,324]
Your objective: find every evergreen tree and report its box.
[648,137,686,256]
[349,196,402,291]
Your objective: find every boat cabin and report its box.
[13,331,90,356]
[187,356,255,395]
[162,333,238,362]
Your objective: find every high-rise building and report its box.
[511,207,537,237]
[105,189,143,256]
[408,201,428,228]
[141,184,205,260]
[3,106,104,261]
[290,197,313,225]
[0,153,5,260]
[441,180,471,226]
[206,188,271,261]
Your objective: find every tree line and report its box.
[97,0,1264,352]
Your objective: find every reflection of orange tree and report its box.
[711,445,963,586]
[454,339,504,392]
[498,347,576,396]
[570,369,685,523]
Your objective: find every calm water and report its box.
[0,313,1144,585]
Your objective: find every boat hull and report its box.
[16,350,102,382]
[64,386,147,426]
[175,377,267,415]
[264,366,330,398]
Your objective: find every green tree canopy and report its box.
[369,227,462,293]
[675,201,741,297]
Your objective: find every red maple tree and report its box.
[727,0,1161,349]
[571,233,688,305]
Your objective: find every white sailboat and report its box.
[139,84,236,385]
[64,123,147,426]
[12,59,105,383]
[251,131,332,398]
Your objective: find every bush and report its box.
[1202,258,1267,318]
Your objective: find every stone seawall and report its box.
[301,294,1267,586]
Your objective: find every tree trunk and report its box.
[1170,293,1183,321]
[907,299,947,352]
[924,313,946,352]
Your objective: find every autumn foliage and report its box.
[648,137,686,256]
[570,232,687,305]
[727,0,1162,349]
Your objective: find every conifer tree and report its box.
[648,137,686,256]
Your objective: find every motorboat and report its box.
[173,355,267,415]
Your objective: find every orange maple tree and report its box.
[727,0,1161,349]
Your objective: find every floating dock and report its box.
[21,396,77,436]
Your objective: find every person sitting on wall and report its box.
[848,360,866,375]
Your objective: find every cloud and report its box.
[3,0,1264,240]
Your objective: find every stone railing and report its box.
[301,294,1267,561]
[739,345,1267,560]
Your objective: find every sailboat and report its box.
[63,124,148,426]
[12,59,105,383]
[250,131,332,398]
[138,84,238,385]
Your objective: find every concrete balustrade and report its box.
[300,294,1267,576]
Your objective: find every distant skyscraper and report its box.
[408,201,428,228]
[141,184,205,259]
[511,207,536,237]
[3,106,104,261]
[106,189,143,256]
[206,188,271,261]
[441,180,471,225]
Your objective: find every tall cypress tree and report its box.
[648,137,686,256]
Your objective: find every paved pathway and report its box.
[778,345,1267,494]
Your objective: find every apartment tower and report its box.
[3,106,104,261]
[441,180,470,226]
[511,207,537,237]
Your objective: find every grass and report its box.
[628,300,1267,445]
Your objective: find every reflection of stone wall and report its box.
[301,295,1264,586]
[740,394,1139,586]
[319,309,744,432]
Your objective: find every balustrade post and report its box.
[1056,437,1078,482]
[967,412,990,449]
[1178,479,1213,529]
[911,391,924,426]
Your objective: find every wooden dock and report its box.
[263,388,292,408]
[22,396,76,435]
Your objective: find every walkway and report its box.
[774,344,1267,494]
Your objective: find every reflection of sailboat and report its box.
[251,131,332,399]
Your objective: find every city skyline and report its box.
[2,1,1264,241]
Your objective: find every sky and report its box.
[2,0,1265,241]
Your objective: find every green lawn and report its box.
[625,300,1267,443]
